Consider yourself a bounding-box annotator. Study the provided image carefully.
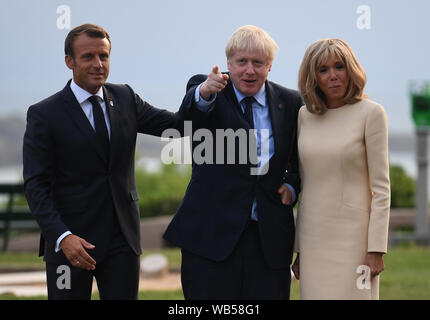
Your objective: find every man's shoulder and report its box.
[186,74,207,92]
[30,87,67,112]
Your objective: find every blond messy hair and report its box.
[225,25,279,65]
[298,38,367,114]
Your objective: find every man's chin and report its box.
[88,80,106,93]
[237,82,262,96]
[240,87,258,97]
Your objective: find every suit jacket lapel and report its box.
[224,78,253,129]
[103,85,121,170]
[224,78,240,109]
[266,81,286,155]
[62,80,109,164]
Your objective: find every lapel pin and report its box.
[278,103,283,109]
[108,98,114,107]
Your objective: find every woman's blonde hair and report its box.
[298,38,367,114]
[225,25,279,65]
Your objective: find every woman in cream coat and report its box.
[291,38,390,300]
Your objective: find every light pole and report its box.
[411,82,430,244]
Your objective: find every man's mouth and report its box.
[89,73,104,78]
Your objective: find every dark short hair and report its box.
[65,23,111,59]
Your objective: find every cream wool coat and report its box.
[295,99,390,300]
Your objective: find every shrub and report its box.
[135,164,191,218]
[134,163,416,218]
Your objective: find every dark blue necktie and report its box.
[242,96,255,129]
[88,95,110,158]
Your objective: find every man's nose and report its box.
[245,62,255,74]
[93,57,103,68]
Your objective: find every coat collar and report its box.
[265,80,283,155]
[231,83,266,107]
[224,78,284,147]
[61,80,118,165]
[69,79,104,104]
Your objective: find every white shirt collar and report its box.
[232,83,266,107]
[70,79,104,104]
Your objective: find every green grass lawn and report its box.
[379,243,430,299]
[0,243,429,300]
[0,252,44,270]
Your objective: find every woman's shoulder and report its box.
[353,99,388,129]
[298,105,313,124]
[355,98,385,112]
[299,105,312,117]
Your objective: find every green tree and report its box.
[389,164,415,208]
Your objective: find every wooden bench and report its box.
[0,183,36,252]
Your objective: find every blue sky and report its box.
[1,0,428,133]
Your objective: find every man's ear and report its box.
[65,55,74,70]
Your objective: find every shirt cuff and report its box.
[285,183,297,204]
[55,231,72,253]
[194,83,216,112]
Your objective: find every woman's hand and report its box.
[363,252,385,277]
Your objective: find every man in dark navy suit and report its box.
[23,24,183,299]
[164,25,302,299]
